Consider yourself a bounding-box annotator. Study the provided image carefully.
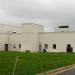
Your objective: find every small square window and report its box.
[53,44,56,49]
[12,31,16,33]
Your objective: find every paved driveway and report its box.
[57,68,75,75]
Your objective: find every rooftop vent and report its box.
[58,25,69,28]
[12,31,16,33]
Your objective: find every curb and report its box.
[36,64,75,75]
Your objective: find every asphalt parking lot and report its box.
[57,68,75,75]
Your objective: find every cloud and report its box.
[0,0,75,31]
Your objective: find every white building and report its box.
[0,23,75,52]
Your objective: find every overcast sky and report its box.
[0,0,75,31]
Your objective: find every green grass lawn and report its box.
[0,52,75,75]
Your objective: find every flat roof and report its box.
[21,23,43,27]
[39,31,75,34]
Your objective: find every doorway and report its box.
[39,44,42,52]
[5,44,8,51]
[66,44,73,52]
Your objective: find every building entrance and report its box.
[66,44,73,52]
[5,44,8,51]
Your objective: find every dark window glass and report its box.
[44,44,48,49]
[13,45,16,48]
[13,44,16,48]
[12,31,16,33]
[58,26,69,28]
[67,44,71,47]
[39,44,42,51]
[53,44,56,49]
[19,44,21,48]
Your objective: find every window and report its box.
[12,31,16,33]
[39,44,42,51]
[44,44,48,49]
[13,45,16,48]
[67,44,73,52]
[19,44,21,48]
[58,26,69,28]
[13,44,16,48]
[53,44,56,49]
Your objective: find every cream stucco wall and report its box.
[0,24,21,51]
[0,23,43,52]
[21,33,39,52]
[39,32,75,52]
[22,23,44,33]
[0,23,75,52]
[0,33,21,51]
[21,23,44,52]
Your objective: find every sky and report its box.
[0,0,75,31]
